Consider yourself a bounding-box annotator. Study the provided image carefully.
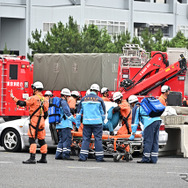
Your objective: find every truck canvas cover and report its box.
[33,53,120,91]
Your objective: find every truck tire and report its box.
[1,129,21,152]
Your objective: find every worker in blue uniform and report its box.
[76,83,106,162]
[129,97,161,164]
[55,88,76,160]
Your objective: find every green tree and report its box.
[141,28,154,52]
[3,43,10,54]
[28,29,49,61]
[131,36,141,46]
[113,30,131,53]
[81,24,115,53]
[169,31,188,48]
[152,29,167,52]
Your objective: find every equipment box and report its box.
[167,92,182,106]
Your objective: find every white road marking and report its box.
[67,166,102,169]
[0,161,13,164]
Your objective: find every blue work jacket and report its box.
[56,99,76,129]
[76,92,106,126]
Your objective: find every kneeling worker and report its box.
[158,85,170,106]
[10,81,49,164]
[101,87,110,102]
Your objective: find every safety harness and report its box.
[29,96,45,139]
[122,111,131,134]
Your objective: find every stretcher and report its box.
[71,131,143,162]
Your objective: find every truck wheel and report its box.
[1,129,21,152]
[113,153,121,162]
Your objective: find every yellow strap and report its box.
[37,95,44,115]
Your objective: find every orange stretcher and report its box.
[71,131,143,162]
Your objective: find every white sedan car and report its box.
[0,102,168,152]
[0,117,56,152]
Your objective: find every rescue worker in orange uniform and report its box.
[10,81,49,164]
[158,85,170,106]
[112,92,132,135]
[112,91,132,156]
[183,98,188,106]
[101,87,111,102]
[44,90,53,100]
[68,91,80,115]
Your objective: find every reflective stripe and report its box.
[144,153,150,157]
[56,148,63,152]
[84,118,101,121]
[80,149,89,155]
[63,148,71,152]
[151,152,158,157]
[95,151,104,156]
[82,101,100,104]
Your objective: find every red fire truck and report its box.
[116,44,187,101]
[0,55,33,122]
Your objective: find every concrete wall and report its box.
[0,18,26,55]
[0,0,188,57]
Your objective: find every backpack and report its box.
[140,97,165,117]
[48,97,61,124]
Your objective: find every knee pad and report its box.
[38,139,46,146]
[29,137,36,145]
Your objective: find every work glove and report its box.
[141,131,144,137]
[129,134,135,141]
[10,89,14,99]
[68,115,76,124]
[113,106,120,113]
[131,125,138,134]
[76,120,81,129]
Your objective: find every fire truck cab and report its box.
[0,55,33,122]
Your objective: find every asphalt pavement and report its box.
[0,147,187,188]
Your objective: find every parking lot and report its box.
[0,147,187,188]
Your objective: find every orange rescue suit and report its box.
[68,96,77,109]
[117,100,132,135]
[102,96,111,102]
[158,94,167,106]
[13,93,49,154]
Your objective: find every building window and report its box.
[134,23,170,37]
[178,26,188,38]
[86,20,128,36]
[43,23,55,32]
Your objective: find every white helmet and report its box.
[113,92,123,101]
[161,85,170,93]
[86,89,90,96]
[128,95,138,104]
[90,83,100,91]
[71,91,80,97]
[44,90,52,96]
[101,87,109,94]
[31,81,44,90]
[61,88,71,96]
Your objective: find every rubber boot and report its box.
[22,153,36,164]
[37,154,47,163]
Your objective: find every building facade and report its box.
[0,0,188,57]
